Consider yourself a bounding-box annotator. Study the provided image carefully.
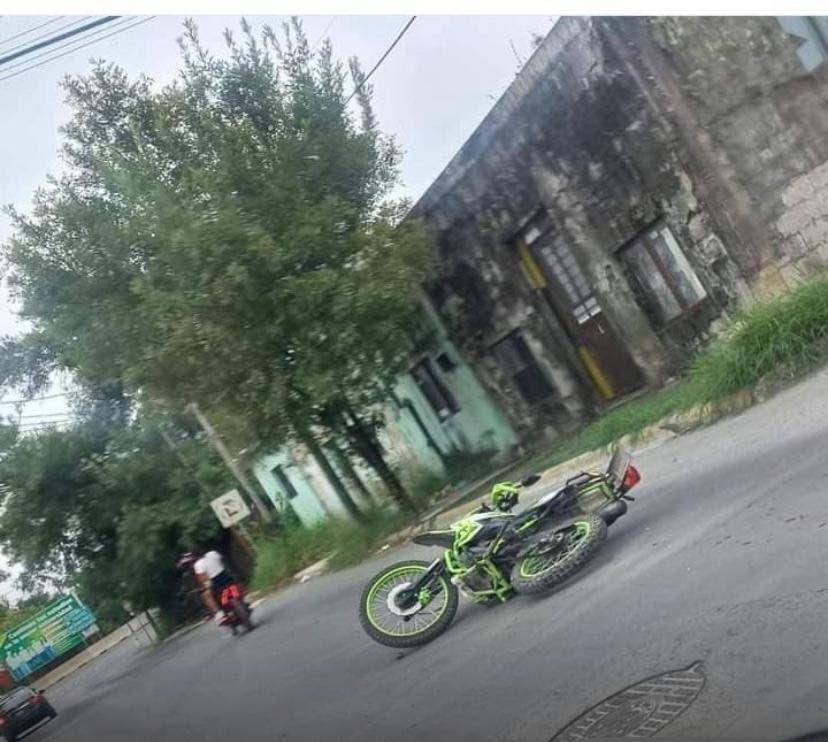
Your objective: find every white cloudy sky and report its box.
[0,14,555,598]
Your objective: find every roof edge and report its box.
[409,16,593,218]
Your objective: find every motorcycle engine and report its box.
[456,546,494,592]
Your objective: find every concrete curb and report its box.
[161,619,209,645]
[293,556,334,584]
[414,462,521,525]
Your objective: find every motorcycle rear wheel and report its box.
[359,560,458,648]
[229,598,254,633]
[511,514,607,595]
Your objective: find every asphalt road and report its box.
[27,366,828,742]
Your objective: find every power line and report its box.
[0,392,70,405]
[0,15,118,69]
[0,16,67,51]
[18,419,71,426]
[19,411,72,420]
[0,16,155,84]
[18,427,72,435]
[312,16,336,53]
[0,16,138,76]
[17,414,72,422]
[345,16,416,105]
[1,17,92,59]
[17,419,72,428]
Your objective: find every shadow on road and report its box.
[246,608,278,631]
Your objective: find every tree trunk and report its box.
[325,439,379,507]
[341,408,417,513]
[297,426,364,522]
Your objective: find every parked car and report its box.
[0,686,57,741]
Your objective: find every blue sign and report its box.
[0,595,97,680]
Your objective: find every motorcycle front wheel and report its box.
[359,560,458,648]
[511,514,607,595]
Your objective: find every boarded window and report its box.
[491,331,555,404]
[621,224,707,325]
[411,357,459,420]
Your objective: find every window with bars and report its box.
[620,224,707,325]
[491,331,555,404]
[411,357,460,420]
[520,217,602,326]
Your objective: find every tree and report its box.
[0,412,230,617]
[0,596,49,636]
[2,19,430,512]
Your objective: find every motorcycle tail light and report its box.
[0,713,7,726]
[622,465,641,490]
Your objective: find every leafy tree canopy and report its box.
[2,19,429,511]
[0,405,230,618]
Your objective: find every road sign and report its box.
[210,489,252,528]
[0,594,97,681]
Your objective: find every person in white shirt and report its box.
[178,549,235,624]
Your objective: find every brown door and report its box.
[519,219,643,400]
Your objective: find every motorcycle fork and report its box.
[399,559,446,611]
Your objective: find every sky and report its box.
[0,14,556,599]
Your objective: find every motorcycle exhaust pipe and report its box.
[597,499,628,525]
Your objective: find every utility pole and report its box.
[159,427,258,559]
[187,402,272,522]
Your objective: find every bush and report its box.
[251,508,410,592]
[689,277,828,401]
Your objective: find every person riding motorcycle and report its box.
[177,548,237,625]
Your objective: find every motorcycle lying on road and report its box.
[358,448,641,648]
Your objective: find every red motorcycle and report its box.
[217,581,254,635]
[176,552,254,636]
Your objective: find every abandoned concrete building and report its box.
[411,16,828,445]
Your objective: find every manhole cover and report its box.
[550,661,705,740]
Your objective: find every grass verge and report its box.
[250,507,411,592]
[689,277,828,401]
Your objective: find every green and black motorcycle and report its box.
[359,448,642,648]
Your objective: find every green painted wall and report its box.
[390,298,519,475]
[393,342,518,465]
[252,451,328,527]
[251,297,519,518]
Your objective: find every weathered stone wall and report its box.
[644,17,828,281]
[773,160,828,287]
[413,16,828,446]
[415,18,750,443]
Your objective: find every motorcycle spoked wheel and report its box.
[359,560,458,648]
[510,514,607,595]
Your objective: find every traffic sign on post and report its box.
[210,489,252,528]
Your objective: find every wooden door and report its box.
[519,220,643,400]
